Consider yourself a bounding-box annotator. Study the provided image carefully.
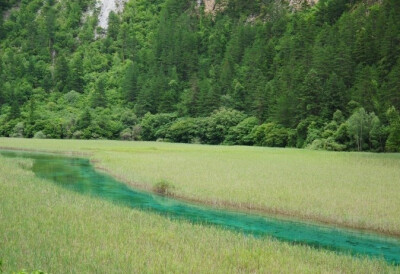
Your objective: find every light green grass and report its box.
[1,138,400,236]
[0,156,399,273]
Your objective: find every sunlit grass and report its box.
[1,137,400,236]
[0,157,398,273]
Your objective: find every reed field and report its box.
[0,156,399,273]
[1,138,399,236]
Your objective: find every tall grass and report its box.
[0,156,398,273]
[1,138,400,236]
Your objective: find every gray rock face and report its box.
[97,0,127,29]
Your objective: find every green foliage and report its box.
[10,122,24,138]
[308,137,346,151]
[385,107,400,152]
[33,131,46,139]
[140,113,178,141]
[120,125,142,141]
[347,108,383,151]
[165,118,201,143]
[224,117,259,145]
[0,0,399,152]
[91,76,107,108]
[153,179,175,195]
[204,108,247,145]
[250,123,289,147]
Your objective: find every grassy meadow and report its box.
[0,155,399,273]
[1,138,399,236]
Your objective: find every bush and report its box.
[295,118,312,148]
[120,125,142,141]
[224,117,259,145]
[33,131,46,139]
[305,122,322,146]
[72,130,83,139]
[120,109,138,127]
[166,118,200,143]
[334,123,351,145]
[250,123,289,147]
[204,108,247,144]
[153,179,175,196]
[10,122,24,138]
[140,113,177,141]
[120,128,133,140]
[308,137,346,151]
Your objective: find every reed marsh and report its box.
[1,137,400,237]
[0,156,399,272]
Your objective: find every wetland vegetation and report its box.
[0,138,400,272]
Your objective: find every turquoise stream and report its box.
[1,149,400,265]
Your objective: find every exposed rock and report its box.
[198,0,227,14]
[203,0,216,13]
[97,0,127,30]
[2,2,21,21]
[289,0,319,10]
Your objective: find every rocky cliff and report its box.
[97,0,127,29]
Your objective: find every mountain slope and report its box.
[0,0,399,151]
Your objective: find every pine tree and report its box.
[122,62,138,103]
[383,59,400,111]
[54,54,69,92]
[92,77,107,108]
[67,53,84,93]
[324,72,347,118]
[299,69,323,118]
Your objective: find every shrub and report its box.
[10,122,24,138]
[305,122,322,146]
[334,123,351,145]
[120,128,133,140]
[250,123,289,147]
[295,119,312,148]
[120,125,142,141]
[72,130,83,139]
[224,117,259,145]
[33,131,46,139]
[166,118,200,143]
[153,179,175,196]
[140,113,177,141]
[204,108,247,144]
[308,137,346,151]
[120,109,138,127]
[131,125,142,140]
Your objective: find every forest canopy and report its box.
[0,0,400,152]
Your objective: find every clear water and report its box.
[1,149,399,265]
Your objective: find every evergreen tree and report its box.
[383,59,400,110]
[122,61,138,103]
[299,69,323,119]
[67,53,84,93]
[92,77,107,108]
[54,54,69,92]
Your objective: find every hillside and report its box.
[0,0,399,151]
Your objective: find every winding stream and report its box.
[1,149,399,265]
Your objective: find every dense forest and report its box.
[0,0,399,152]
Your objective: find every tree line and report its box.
[0,0,399,152]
